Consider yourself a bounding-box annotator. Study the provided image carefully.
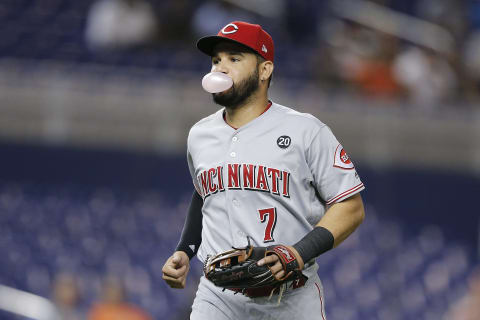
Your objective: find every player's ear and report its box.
[259,61,273,84]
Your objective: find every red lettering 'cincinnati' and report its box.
[267,168,281,195]
[281,171,290,198]
[255,165,270,192]
[216,166,224,191]
[242,164,256,189]
[228,164,241,189]
[208,168,217,194]
[198,163,290,199]
[200,170,209,197]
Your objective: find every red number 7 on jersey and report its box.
[258,207,277,243]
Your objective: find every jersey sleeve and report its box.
[306,125,364,205]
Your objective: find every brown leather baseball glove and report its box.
[203,238,308,296]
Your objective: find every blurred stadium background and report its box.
[0,0,480,319]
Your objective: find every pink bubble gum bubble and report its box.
[202,72,233,93]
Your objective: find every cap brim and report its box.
[196,35,256,57]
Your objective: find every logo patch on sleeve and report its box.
[333,144,355,170]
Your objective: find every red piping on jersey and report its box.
[223,101,272,130]
[326,182,364,205]
[315,282,327,320]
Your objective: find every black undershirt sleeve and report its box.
[293,226,334,264]
[175,190,203,260]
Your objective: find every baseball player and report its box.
[162,21,365,319]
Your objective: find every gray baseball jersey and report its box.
[187,101,364,274]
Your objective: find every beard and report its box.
[212,68,260,109]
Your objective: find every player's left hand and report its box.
[257,245,304,280]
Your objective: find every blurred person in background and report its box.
[461,0,480,100]
[393,46,458,108]
[392,0,463,108]
[156,0,195,44]
[352,31,402,99]
[88,276,151,320]
[463,30,480,99]
[316,20,403,99]
[444,268,480,320]
[85,0,159,51]
[52,273,85,320]
[192,0,257,38]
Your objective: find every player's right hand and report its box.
[162,251,190,289]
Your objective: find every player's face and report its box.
[210,42,261,109]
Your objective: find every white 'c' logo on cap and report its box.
[221,23,238,35]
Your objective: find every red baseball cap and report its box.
[197,21,274,62]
